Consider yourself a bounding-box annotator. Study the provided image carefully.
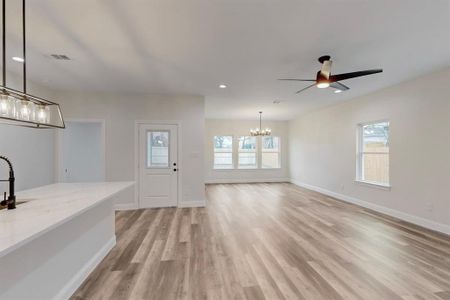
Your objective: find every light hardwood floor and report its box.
[72,183,450,300]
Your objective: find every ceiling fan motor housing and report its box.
[316,71,328,84]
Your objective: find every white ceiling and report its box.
[3,0,450,120]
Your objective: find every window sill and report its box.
[354,180,391,191]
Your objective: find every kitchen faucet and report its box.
[0,155,16,209]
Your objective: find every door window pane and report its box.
[147,131,169,168]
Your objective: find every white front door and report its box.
[138,124,178,208]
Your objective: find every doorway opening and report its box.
[57,120,106,183]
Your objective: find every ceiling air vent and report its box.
[50,54,70,60]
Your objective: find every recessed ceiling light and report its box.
[12,56,24,63]
[334,90,342,94]
[219,84,227,89]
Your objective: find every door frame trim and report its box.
[55,118,106,183]
[135,120,182,209]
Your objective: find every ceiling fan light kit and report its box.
[279,55,383,95]
[250,111,271,136]
[0,0,65,129]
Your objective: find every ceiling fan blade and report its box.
[330,81,350,91]
[278,78,315,82]
[295,83,316,94]
[329,69,383,82]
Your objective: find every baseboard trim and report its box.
[179,200,206,208]
[290,179,450,236]
[114,203,138,211]
[55,236,116,300]
[206,178,290,184]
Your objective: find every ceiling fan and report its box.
[279,55,383,94]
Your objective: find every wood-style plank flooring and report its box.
[72,183,450,300]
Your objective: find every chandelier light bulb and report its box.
[0,95,10,116]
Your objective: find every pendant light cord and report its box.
[2,0,5,87]
[22,0,26,93]
[0,0,27,91]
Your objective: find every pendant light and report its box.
[250,111,271,136]
[0,0,65,128]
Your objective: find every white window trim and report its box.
[356,120,391,189]
[213,135,234,170]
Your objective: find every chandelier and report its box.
[0,0,65,128]
[250,111,271,136]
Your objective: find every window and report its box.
[262,136,280,168]
[147,131,169,168]
[213,136,233,169]
[357,121,390,186]
[238,136,257,169]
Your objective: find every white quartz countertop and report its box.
[0,182,134,258]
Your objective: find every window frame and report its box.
[213,135,234,170]
[261,136,281,169]
[356,120,391,189]
[237,136,258,169]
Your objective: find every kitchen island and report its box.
[0,182,134,299]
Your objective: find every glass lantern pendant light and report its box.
[250,111,271,136]
[0,0,65,128]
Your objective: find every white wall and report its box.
[0,126,55,191]
[54,91,206,207]
[205,119,289,183]
[289,68,450,233]
[60,121,105,183]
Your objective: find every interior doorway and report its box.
[57,120,106,183]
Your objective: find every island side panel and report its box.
[0,199,115,299]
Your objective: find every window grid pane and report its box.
[262,136,280,168]
[262,153,280,169]
[362,153,389,184]
[214,136,233,169]
[262,136,279,151]
[238,153,257,168]
[238,136,257,168]
[359,121,390,185]
[214,153,233,169]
